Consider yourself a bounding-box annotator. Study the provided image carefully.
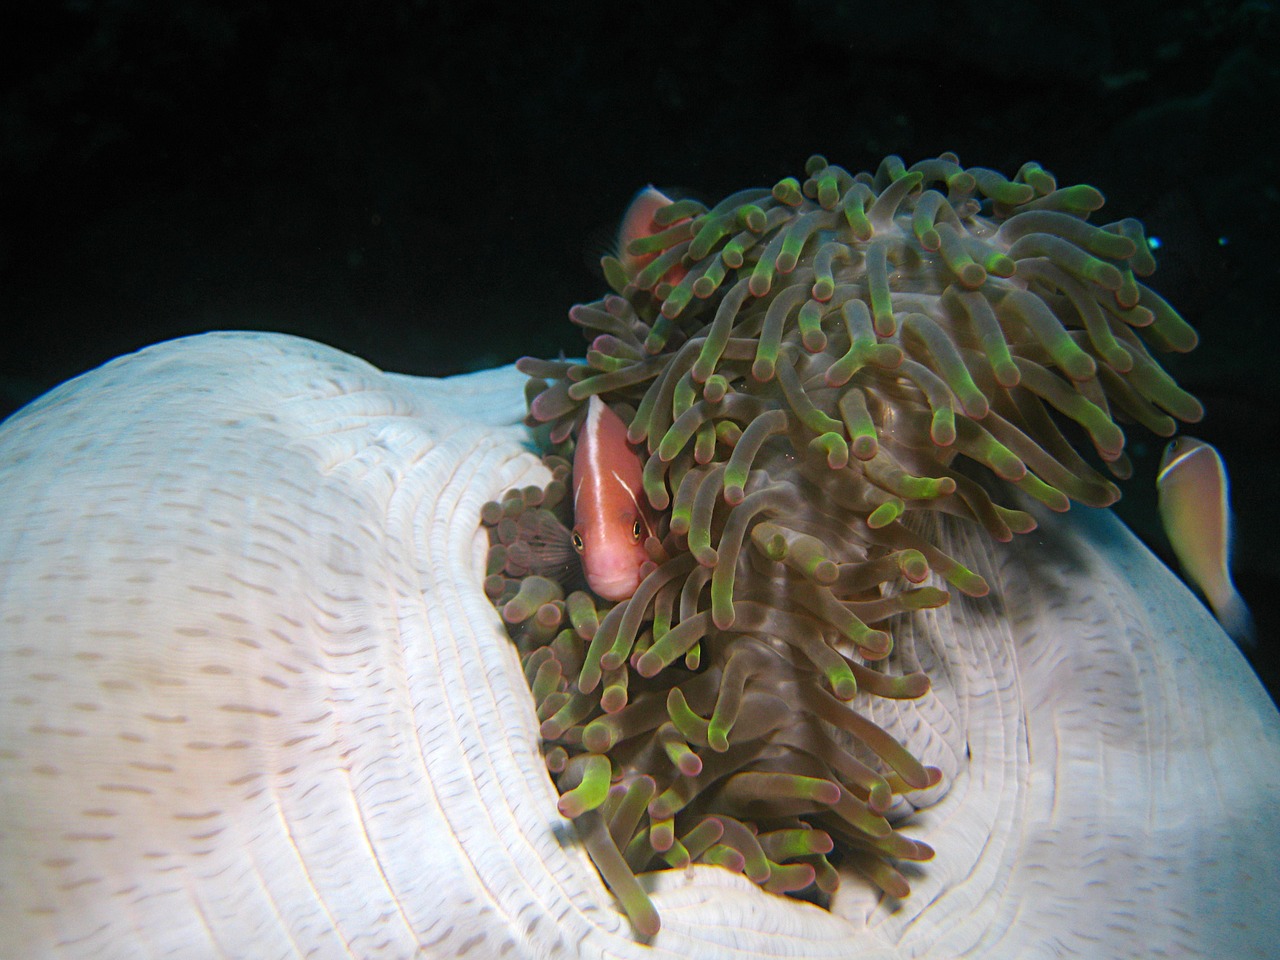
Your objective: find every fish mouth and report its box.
[585,569,642,601]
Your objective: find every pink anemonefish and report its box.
[616,185,690,289]
[565,186,690,601]
[572,395,658,601]
[1156,436,1255,648]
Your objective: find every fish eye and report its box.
[632,520,643,542]
[572,531,584,553]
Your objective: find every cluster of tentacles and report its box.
[480,153,1202,937]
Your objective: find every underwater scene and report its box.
[2,3,1277,958]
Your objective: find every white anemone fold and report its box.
[1,331,1277,958]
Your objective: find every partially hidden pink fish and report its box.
[1157,436,1255,648]
[615,185,690,289]
[572,395,657,601]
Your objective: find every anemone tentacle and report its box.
[492,153,1204,936]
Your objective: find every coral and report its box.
[482,153,1202,937]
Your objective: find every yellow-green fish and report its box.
[1157,436,1255,648]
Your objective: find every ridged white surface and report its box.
[1,332,1276,959]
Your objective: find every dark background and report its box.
[2,0,1276,700]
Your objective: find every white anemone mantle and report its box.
[2,332,1277,959]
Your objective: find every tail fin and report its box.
[1212,587,1257,652]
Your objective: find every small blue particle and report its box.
[1147,236,1162,250]
[1218,236,1229,246]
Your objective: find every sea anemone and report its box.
[482,152,1202,937]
